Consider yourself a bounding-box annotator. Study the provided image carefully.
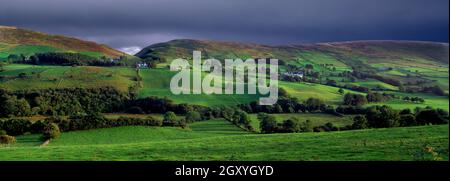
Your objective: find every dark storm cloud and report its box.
[0,0,448,53]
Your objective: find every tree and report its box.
[338,88,345,94]
[416,109,448,125]
[366,92,387,102]
[352,115,369,129]
[305,98,324,112]
[259,113,278,133]
[163,111,178,126]
[42,123,60,140]
[281,118,300,133]
[343,93,367,106]
[365,106,400,128]
[399,114,416,127]
[185,111,202,123]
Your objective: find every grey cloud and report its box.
[0,0,448,49]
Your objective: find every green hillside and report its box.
[0,64,136,92]
[0,121,447,161]
[0,25,126,59]
[137,39,449,92]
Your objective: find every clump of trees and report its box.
[343,106,448,130]
[0,87,128,118]
[239,97,328,114]
[8,53,137,66]
[343,92,393,106]
[0,113,173,137]
[343,93,367,106]
[221,107,254,132]
[402,96,425,103]
[258,113,315,133]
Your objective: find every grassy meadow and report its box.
[0,121,447,161]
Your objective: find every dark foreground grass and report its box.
[0,121,447,161]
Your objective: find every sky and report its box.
[0,0,448,55]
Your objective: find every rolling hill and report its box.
[136,39,449,90]
[0,25,126,59]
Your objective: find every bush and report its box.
[259,113,278,133]
[0,135,16,144]
[163,111,178,126]
[42,123,61,140]
[0,130,6,135]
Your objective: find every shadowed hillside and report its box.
[0,25,125,58]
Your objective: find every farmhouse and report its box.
[283,71,304,78]
[136,62,149,69]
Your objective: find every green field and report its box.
[138,68,261,106]
[0,121,447,161]
[248,113,353,132]
[0,64,136,92]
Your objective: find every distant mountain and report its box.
[0,25,125,59]
[136,39,448,64]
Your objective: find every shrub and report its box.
[163,111,178,126]
[0,135,16,144]
[42,123,61,140]
[0,130,6,135]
